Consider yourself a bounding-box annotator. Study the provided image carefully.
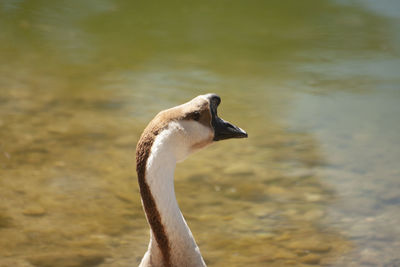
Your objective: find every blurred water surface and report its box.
[0,1,399,266]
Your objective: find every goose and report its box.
[136,93,247,267]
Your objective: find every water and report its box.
[0,1,399,266]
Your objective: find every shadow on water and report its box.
[1,0,399,266]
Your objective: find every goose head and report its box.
[144,93,247,162]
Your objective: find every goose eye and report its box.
[193,111,200,121]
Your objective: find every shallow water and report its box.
[1,1,399,266]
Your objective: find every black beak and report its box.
[208,94,248,141]
[213,117,248,141]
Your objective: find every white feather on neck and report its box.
[143,121,210,267]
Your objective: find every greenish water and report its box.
[1,1,399,266]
